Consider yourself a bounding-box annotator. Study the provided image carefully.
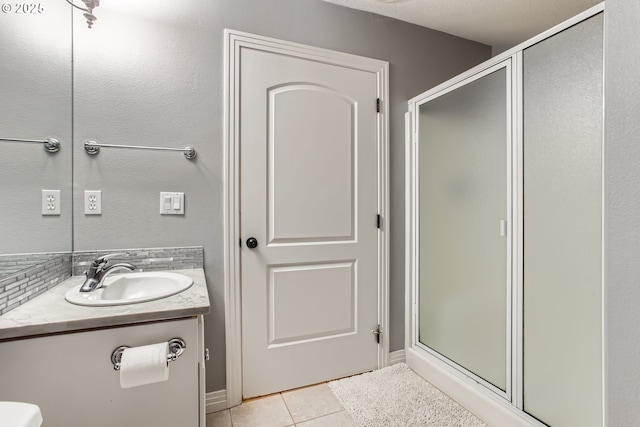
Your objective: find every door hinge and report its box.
[377,214,381,229]
[376,98,380,113]
[372,324,382,344]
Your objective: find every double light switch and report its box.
[160,192,184,215]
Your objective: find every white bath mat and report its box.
[329,363,488,427]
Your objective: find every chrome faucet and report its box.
[80,253,136,292]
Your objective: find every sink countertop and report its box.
[0,268,210,341]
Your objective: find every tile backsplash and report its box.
[72,246,204,276]
[0,253,72,315]
[0,252,68,277]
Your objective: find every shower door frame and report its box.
[408,58,516,402]
[405,4,604,427]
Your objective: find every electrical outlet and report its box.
[84,190,102,215]
[42,190,61,215]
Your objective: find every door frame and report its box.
[223,29,389,407]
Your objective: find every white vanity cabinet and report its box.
[0,316,206,427]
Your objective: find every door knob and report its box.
[246,237,258,249]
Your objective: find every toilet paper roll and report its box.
[119,342,170,389]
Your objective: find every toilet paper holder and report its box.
[110,338,186,371]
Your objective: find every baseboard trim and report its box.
[406,348,544,427]
[206,389,228,413]
[388,349,406,365]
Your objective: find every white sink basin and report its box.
[64,272,193,306]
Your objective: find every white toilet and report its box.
[0,402,43,427]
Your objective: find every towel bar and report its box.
[84,140,197,160]
[0,137,60,153]
[110,338,186,371]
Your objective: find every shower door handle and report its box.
[499,220,507,237]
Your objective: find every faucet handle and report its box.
[93,252,130,267]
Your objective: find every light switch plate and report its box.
[160,192,184,215]
[42,190,61,215]
[84,190,102,215]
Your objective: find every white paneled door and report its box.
[238,41,384,398]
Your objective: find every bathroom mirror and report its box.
[0,0,73,280]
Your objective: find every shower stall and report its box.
[405,4,603,427]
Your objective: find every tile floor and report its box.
[206,383,356,427]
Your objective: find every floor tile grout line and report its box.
[280,391,299,426]
[298,408,345,424]
[281,382,347,426]
[219,382,350,427]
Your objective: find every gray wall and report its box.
[604,1,640,425]
[491,45,513,56]
[72,0,490,392]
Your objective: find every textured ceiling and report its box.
[321,0,602,46]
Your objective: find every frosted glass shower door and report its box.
[418,63,509,393]
[523,13,603,427]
